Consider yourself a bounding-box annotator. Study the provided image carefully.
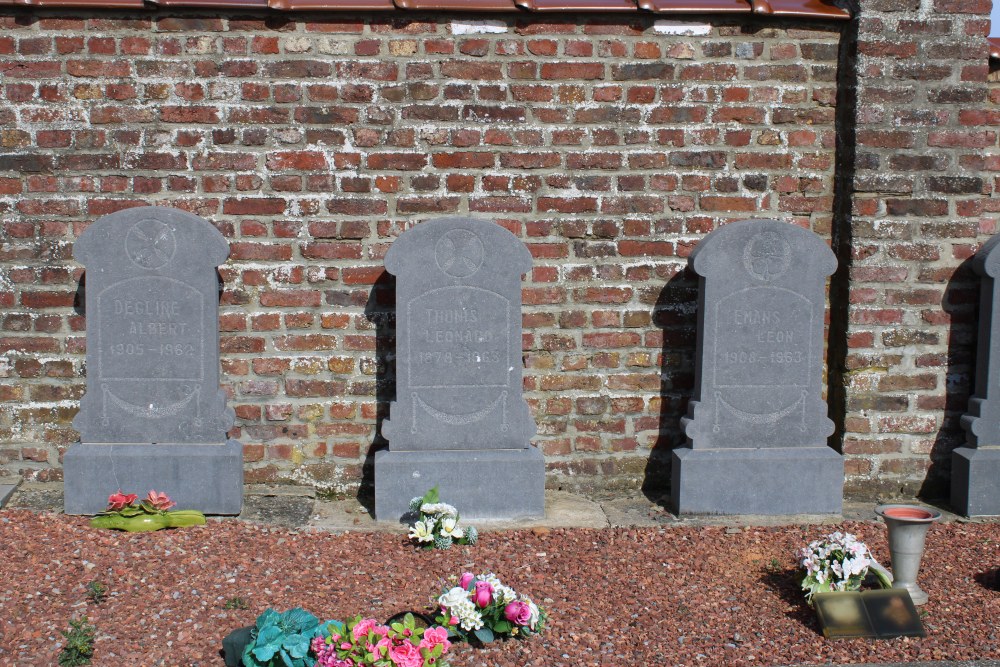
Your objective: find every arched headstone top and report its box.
[973,233,1000,278]
[72,206,233,444]
[74,206,230,271]
[385,217,532,279]
[690,219,836,282]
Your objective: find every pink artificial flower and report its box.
[372,625,390,638]
[352,618,378,641]
[107,490,137,511]
[449,616,459,626]
[473,581,494,608]
[419,626,451,653]
[459,572,475,589]
[374,636,392,656]
[504,600,532,626]
[145,490,175,511]
[388,640,423,667]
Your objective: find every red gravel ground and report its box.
[1,509,998,666]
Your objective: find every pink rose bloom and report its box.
[388,641,423,667]
[372,625,390,637]
[375,636,392,654]
[145,489,175,511]
[504,601,532,626]
[352,618,378,641]
[473,581,494,608]
[419,626,451,653]
[459,572,475,589]
[449,616,459,626]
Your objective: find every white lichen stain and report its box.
[450,20,509,35]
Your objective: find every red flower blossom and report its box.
[107,490,138,511]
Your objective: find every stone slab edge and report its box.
[63,441,244,515]
[0,477,21,508]
[374,447,544,521]
[671,446,844,516]
[951,447,1000,517]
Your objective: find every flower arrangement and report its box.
[312,613,450,667]
[798,531,892,604]
[407,487,477,550]
[434,572,546,643]
[90,489,206,532]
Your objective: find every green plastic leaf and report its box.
[493,620,512,634]
[391,622,404,633]
[421,486,440,505]
[403,613,415,630]
[473,627,495,643]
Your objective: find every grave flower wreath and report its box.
[798,531,892,604]
[90,489,206,532]
[407,486,478,551]
[434,571,546,643]
[235,608,450,667]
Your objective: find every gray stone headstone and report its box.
[375,217,544,520]
[671,219,843,515]
[64,207,242,515]
[956,233,1000,516]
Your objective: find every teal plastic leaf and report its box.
[473,627,495,643]
[283,634,310,659]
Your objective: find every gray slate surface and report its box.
[956,232,1000,516]
[673,219,842,515]
[376,217,544,520]
[64,207,243,515]
[71,206,234,443]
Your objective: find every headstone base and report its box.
[951,447,1000,516]
[63,441,244,515]
[374,447,545,521]
[670,446,843,515]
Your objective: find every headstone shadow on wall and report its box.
[641,268,699,504]
[64,206,243,515]
[358,270,396,512]
[374,217,544,521]
[955,238,1000,516]
[671,218,843,515]
[912,256,975,506]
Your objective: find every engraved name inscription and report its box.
[714,287,810,389]
[407,287,509,388]
[97,277,203,381]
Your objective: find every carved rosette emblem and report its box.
[126,219,177,270]
[435,229,484,279]
[743,231,791,282]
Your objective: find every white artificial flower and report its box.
[482,572,504,589]
[439,517,464,539]
[421,503,458,517]
[494,585,517,605]
[409,520,434,543]
[457,604,483,631]
[438,586,472,610]
[525,599,540,630]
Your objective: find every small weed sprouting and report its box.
[58,616,96,667]
[767,558,783,573]
[224,596,249,610]
[85,581,107,604]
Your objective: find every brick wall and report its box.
[0,4,993,502]
[838,0,994,500]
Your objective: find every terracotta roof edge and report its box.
[4,0,852,15]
